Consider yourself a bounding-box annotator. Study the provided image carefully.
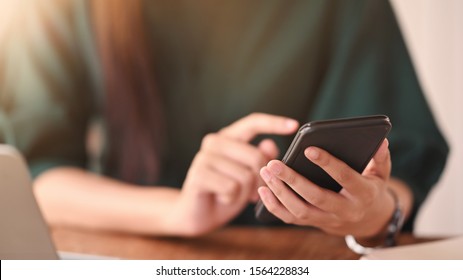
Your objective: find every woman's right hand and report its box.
[170,113,299,237]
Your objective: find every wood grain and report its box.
[52,226,434,260]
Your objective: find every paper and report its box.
[362,235,463,260]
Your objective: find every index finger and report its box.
[219,113,299,142]
[304,146,366,197]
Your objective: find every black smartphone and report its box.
[255,115,392,223]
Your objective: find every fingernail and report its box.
[268,161,282,175]
[218,195,232,205]
[305,147,319,160]
[384,138,389,148]
[257,187,268,200]
[286,119,299,129]
[378,139,389,161]
[260,168,272,181]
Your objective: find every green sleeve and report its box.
[0,0,97,178]
[307,0,449,230]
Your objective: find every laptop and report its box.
[0,144,110,260]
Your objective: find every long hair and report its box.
[91,0,164,184]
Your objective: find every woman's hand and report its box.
[258,139,400,238]
[171,113,299,237]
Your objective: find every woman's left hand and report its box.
[258,139,396,238]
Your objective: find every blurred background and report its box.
[1,0,462,236]
[391,0,463,237]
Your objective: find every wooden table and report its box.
[51,226,433,260]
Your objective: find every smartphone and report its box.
[254,115,392,223]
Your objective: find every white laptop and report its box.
[0,144,110,260]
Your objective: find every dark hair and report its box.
[92,0,164,184]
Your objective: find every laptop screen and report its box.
[0,145,58,260]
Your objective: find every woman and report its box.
[0,0,448,247]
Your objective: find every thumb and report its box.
[363,139,391,180]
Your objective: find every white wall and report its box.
[391,0,463,237]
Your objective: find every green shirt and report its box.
[0,0,449,230]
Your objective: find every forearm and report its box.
[33,167,181,235]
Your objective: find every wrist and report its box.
[357,185,397,240]
[165,191,211,237]
[163,194,191,236]
[145,188,186,236]
[346,188,405,254]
